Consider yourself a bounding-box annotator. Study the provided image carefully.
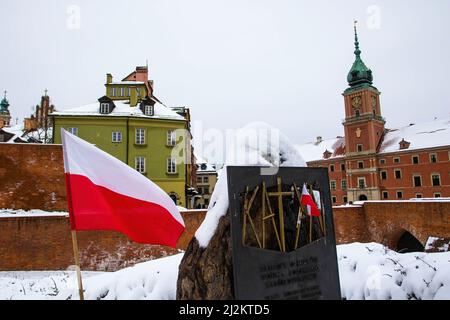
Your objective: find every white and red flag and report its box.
[300,183,321,217]
[61,129,185,247]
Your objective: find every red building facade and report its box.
[298,25,450,205]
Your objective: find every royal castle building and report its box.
[297,25,449,205]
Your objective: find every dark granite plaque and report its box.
[227,166,341,300]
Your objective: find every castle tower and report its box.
[342,22,385,202]
[0,91,11,128]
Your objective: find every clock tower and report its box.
[342,22,385,201]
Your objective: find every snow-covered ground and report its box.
[1,243,449,300]
[0,209,68,218]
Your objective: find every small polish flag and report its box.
[61,129,185,247]
[300,183,321,217]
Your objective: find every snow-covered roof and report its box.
[296,116,450,162]
[110,81,145,85]
[51,100,185,121]
[0,124,26,143]
[296,136,346,162]
[379,117,450,153]
[195,154,217,173]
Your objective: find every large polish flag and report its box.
[61,129,185,247]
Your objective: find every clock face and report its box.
[352,96,362,108]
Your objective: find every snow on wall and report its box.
[194,122,306,248]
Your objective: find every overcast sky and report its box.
[1,0,449,147]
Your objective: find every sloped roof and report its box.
[379,117,450,153]
[296,136,346,162]
[51,100,185,121]
[296,116,450,162]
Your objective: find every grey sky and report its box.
[1,0,449,147]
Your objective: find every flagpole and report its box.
[71,230,85,300]
[61,129,85,301]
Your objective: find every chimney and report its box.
[106,73,113,84]
[130,86,138,107]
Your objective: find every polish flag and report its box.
[61,129,185,247]
[300,184,321,217]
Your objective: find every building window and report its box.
[330,164,335,172]
[380,170,387,180]
[68,127,78,136]
[119,87,124,97]
[394,169,402,179]
[431,174,441,186]
[135,129,145,145]
[397,191,403,199]
[204,187,210,194]
[413,175,422,187]
[382,191,389,199]
[203,176,209,183]
[355,109,360,117]
[197,177,202,183]
[358,178,366,189]
[393,157,400,164]
[144,105,154,116]
[412,155,419,164]
[358,161,364,169]
[341,179,347,190]
[415,193,422,198]
[343,196,348,203]
[112,132,122,143]
[167,130,176,147]
[332,196,337,204]
[111,88,116,97]
[341,163,346,171]
[167,158,177,174]
[126,88,130,97]
[429,153,437,163]
[330,180,337,190]
[135,156,146,173]
[379,159,386,165]
[357,144,363,152]
[100,103,110,114]
[434,193,441,198]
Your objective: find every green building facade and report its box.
[51,67,192,207]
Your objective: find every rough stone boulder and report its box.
[176,214,234,300]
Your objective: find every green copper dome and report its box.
[347,23,373,87]
[0,92,10,115]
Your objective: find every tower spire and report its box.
[354,20,361,57]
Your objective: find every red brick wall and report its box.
[332,205,369,244]
[0,211,206,271]
[0,143,67,211]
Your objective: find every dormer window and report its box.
[100,103,110,114]
[144,105,154,116]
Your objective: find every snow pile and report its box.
[338,243,450,300]
[1,243,450,300]
[195,122,306,248]
[60,254,183,300]
[0,209,68,218]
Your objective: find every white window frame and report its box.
[112,131,122,143]
[167,130,176,147]
[382,191,389,199]
[126,88,130,97]
[412,155,419,164]
[135,156,146,174]
[357,161,364,169]
[341,179,347,190]
[380,170,388,180]
[135,128,146,145]
[357,177,366,189]
[413,175,422,187]
[429,153,438,163]
[379,159,386,165]
[393,157,400,164]
[144,105,154,116]
[68,127,78,136]
[394,169,402,179]
[431,173,441,187]
[111,87,116,97]
[415,193,422,198]
[434,192,442,198]
[167,158,177,174]
[330,180,337,190]
[100,103,109,114]
[396,190,403,199]
[119,87,124,97]
[357,144,363,152]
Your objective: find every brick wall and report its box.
[0,210,206,271]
